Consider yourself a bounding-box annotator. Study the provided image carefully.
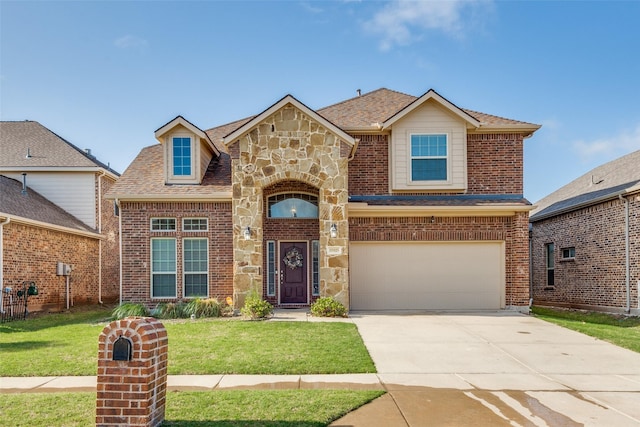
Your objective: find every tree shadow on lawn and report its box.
[0,340,58,352]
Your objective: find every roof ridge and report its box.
[317,87,416,112]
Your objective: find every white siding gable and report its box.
[5,171,96,228]
[390,100,467,192]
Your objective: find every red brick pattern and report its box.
[1,221,99,311]
[348,134,389,195]
[97,317,168,427]
[349,213,531,307]
[119,201,233,306]
[98,174,120,303]
[531,195,639,312]
[466,133,524,194]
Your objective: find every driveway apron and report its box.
[334,312,640,427]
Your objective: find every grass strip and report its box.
[0,390,384,427]
[531,306,640,353]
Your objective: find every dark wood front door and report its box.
[280,242,308,304]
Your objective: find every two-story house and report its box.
[0,121,120,313]
[107,88,540,312]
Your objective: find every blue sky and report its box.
[1,0,639,203]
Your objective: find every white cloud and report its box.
[572,124,640,162]
[300,2,323,13]
[364,0,493,51]
[114,35,148,49]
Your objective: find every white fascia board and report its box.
[106,192,233,202]
[347,203,534,218]
[0,166,119,180]
[474,124,542,138]
[222,95,356,147]
[382,89,481,129]
[0,213,102,239]
[154,116,219,156]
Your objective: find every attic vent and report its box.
[21,173,27,195]
[25,148,32,159]
[357,89,361,97]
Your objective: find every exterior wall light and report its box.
[330,223,337,238]
[243,226,251,240]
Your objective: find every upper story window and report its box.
[183,218,208,232]
[172,137,192,176]
[561,247,575,260]
[151,218,176,231]
[411,134,447,181]
[268,193,318,218]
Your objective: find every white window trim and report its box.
[150,217,177,232]
[182,217,209,232]
[406,132,452,186]
[183,237,209,298]
[266,240,277,297]
[167,133,197,183]
[150,237,177,299]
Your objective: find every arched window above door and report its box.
[267,193,318,218]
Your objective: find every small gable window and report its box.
[411,134,447,181]
[172,137,192,176]
[268,193,318,218]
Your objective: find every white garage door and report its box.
[349,242,505,310]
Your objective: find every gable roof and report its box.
[155,115,220,157]
[0,174,98,236]
[0,121,119,177]
[222,95,356,147]
[530,149,640,222]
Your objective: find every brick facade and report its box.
[1,221,99,312]
[97,317,168,427]
[348,134,389,195]
[467,133,524,194]
[98,174,120,303]
[119,201,233,306]
[531,193,640,313]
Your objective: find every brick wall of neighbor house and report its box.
[348,134,389,195]
[349,214,531,307]
[119,201,233,306]
[98,174,120,303]
[467,134,524,194]
[2,222,99,312]
[531,195,640,311]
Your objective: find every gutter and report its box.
[116,198,123,305]
[0,217,10,313]
[97,170,106,304]
[619,195,631,314]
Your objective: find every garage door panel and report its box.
[350,242,504,310]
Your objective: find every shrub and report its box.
[112,302,149,320]
[152,301,188,319]
[241,290,273,320]
[184,298,224,318]
[310,297,348,318]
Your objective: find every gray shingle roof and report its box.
[0,121,119,174]
[0,175,95,233]
[530,149,640,222]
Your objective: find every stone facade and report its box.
[531,193,640,313]
[227,105,351,307]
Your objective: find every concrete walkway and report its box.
[2,309,640,426]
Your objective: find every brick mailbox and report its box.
[96,317,168,427]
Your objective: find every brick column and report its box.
[96,317,168,427]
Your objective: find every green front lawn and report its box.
[0,306,375,376]
[531,306,640,353]
[0,390,385,427]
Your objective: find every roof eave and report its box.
[348,203,534,218]
[0,213,101,239]
[222,95,356,147]
[474,124,542,138]
[107,192,233,202]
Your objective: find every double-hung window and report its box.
[183,238,208,298]
[151,238,177,298]
[172,137,192,176]
[411,134,447,181]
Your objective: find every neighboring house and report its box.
[106,88,540,312]
[0,121,120,312]
[530,150,640,315]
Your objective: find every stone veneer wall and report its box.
[531,194,639,313]
[228,104,351,307]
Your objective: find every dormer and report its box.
[382,89,481,192]
[154,116,219,185]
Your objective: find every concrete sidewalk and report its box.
[2,310,640,426]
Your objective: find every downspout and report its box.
[116,198,123,305]
[97,170,106,304]
[619,194,630,314]
[0,217,10,313]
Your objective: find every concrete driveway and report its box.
[334,312,640,427]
